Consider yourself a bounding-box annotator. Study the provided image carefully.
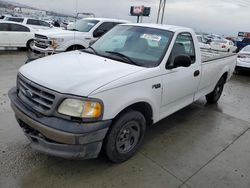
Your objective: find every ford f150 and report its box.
[9,23,236,163]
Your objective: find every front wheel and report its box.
[104,111,146,163]
[26,39,34,50]
[206,77,225,104]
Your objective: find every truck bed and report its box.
[201,49,236,63]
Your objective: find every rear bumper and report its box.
[236,60,250,69]
[9,87,111,159]
[235,66,250,71]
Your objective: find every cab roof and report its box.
[120,23,194,33]
[84,17,129,23]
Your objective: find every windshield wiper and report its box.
[88,46,98,55]
[81,46,98,56]
[105,51,139,66]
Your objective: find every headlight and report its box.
[51,38,64,49]
[58,98,103,119]
[51,38,64,43]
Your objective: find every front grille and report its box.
[35,34,48,40]
[34,34,51,50]
[17,74,57,115]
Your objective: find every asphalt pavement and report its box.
[0,50,250,188]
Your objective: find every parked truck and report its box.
[9,23,236,163]
[32,18,128,53]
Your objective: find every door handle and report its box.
[194,70,200,77]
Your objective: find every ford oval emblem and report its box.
[25,89,34,99]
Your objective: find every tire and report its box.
[26,39,34,50]
[104,111,146,163]
[234,67,240,74]
[206,76,225,104]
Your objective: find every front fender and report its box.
[90,75,162,123]
[61,39,89,50]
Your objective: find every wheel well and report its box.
[222,72,228,82]
[66,45,85,51]
[114,102,153,126]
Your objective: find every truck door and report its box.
[160,32,201,118]
[0,23,10,46]
[8,23,31,47]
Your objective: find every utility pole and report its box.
[156,0,167,24]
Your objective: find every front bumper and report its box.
[32,44,64,54]
[9,87,111,159]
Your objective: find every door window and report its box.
[167,32,196,67]
[27,19,40,26]
[93,22,115,37]
[5,17,24,23]
[0,23,10,31]
[9,24,30,32]
[40,21,50,27]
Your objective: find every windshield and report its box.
[70,19,99,32]
[91,25,174,67]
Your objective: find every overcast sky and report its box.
[8,0,250,35]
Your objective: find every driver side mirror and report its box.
[173,55,192,68]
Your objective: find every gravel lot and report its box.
[0,50,250,188]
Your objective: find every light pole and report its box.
[156,0,166,24]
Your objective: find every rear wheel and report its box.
[206,76,225,104]
[104,111,146,163]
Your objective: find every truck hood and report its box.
[19,51,145,96]
[36,29,87,37]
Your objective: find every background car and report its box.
[197,35,211,49]
[210,39,237,52]
[0,21,35,49]
[3,17,53,30]
[236,45,250,71]
[205,34,223,41]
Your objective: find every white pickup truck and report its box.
[32,18,128,53]
[9,23,236,163]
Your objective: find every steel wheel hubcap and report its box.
[215,82,223,98]
[116,122,140,154]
